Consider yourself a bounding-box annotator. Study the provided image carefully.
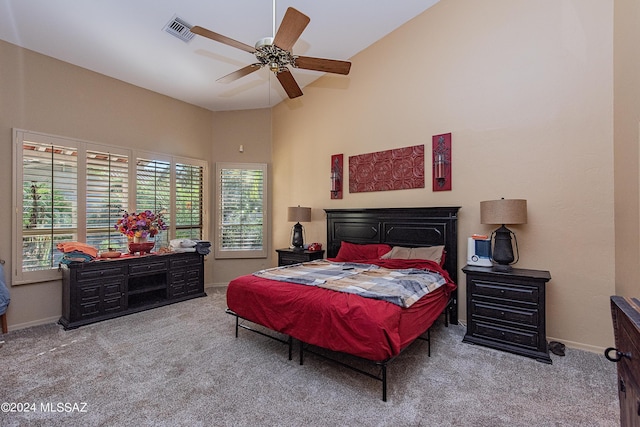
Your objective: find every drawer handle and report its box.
[605,347,631,363]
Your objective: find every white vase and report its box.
[133,236,147,244]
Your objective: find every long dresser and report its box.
[60,251,205,329]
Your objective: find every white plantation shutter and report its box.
[216,163,267,258]
[175,163,204,240]
[86,150,129,252]
[14,130,210,284]
[136,158,171,221]
[21,140,78,273]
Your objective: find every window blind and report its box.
[86,150,129,252]
[136,157,171,222]
[218,164,266,256]
[21,141,78,271]
[175,163,204,240]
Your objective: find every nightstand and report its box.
[276,248,325,266]
[462,265,552,364]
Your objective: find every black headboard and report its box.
[325,207,460,324]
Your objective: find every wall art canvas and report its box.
[349,145,424,193]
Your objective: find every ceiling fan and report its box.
[190,5,351,99]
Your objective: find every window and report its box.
[86,149,130,252]
[13,129,208,284]
[18,138,78,282]
[175,162,204,240]
[215,162,267,259]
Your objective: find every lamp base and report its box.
[492,263,513,272]
[291,222,304,250]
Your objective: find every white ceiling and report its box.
[0,0,439,111]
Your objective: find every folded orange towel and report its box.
[56,242,99,258]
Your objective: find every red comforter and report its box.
[226,258,456,361]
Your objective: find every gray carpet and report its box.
[1,287,619,426]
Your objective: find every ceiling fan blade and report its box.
[273,7,310,52]
[276,69,303,99]
[294,56,351,75]
[217,64,263,83]
[190,26,255,53]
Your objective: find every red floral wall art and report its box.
[349,145,425,193]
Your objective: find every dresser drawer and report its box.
[78,279,124,303]
[471,321,539,350]
[170,256,201,269]
[129,260,167,275]
[470,280,538,304]
[76,265,125,281]
[471,300,538,327]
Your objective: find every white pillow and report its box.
[380,245,445,264]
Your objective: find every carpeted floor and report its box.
[1,287,619,426]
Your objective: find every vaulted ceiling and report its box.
[0,0,439,111]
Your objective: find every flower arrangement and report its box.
[115,210,166,239]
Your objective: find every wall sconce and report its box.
[330,154,343,199]
[432,133,452,191]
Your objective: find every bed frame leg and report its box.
[288,336,293,361]
[428,329,431,357]
[382,365,387,402]
[299,340,304,365]
[235,314,239,338]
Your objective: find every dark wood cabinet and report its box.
[609,296,640,427]
[276,248,324,266]
[462,265,552,363]
[60,252,205,329]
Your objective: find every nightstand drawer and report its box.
[470,280,538,304]
[471,300,538,327]
[276,249,324,267]
[471,321,539,350]
[279,254,305,266]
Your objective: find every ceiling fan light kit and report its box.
[191,6,351,99]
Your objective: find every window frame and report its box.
[12,129,208,285]
[215,162,268,259]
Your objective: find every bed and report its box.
[226,207,460,401]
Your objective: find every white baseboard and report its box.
[7,315,60,333]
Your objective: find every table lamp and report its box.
[480,198,527,272]
[287,206,311,251]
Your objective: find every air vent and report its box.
[163,15,195,42]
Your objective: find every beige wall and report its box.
[210,109,274,285]
[1,0,629,353]
[273,0,616,351]
[0,39,214,329]
[614,0,640,297]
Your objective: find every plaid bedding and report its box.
[252,260,447,308]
